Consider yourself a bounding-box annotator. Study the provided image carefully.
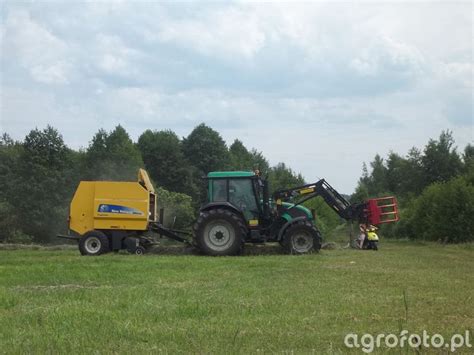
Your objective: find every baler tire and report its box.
[79,230,110,256]
[134,246,146,255]
[281,220,322,255]
[193,208,246,256]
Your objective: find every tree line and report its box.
[353,131,474,243]
[1,125,472,244]
[0,124,305,243]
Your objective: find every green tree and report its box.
[0,134,19,197]
[182,124,230,204]
[304,196,343,237]
[182,123,229,175]
[367,154,388,195]
[385,149,425,198]
[421,130,463,186]
[229,139,254,170]
[137,129,197,196]
[228,139,270,172]
[357,147,425,201]
[268,162,305,192]
[351,163,370,202]
[463,144,474,172]
[0,134,26,242]
[0,133,15,147]
[85,125,143,181]
[386,152,404,195]
[14,126,74,242]
[401,147,425,196]
[403,175,474,243]
[249,149,270,173]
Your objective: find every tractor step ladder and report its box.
[366,197,399,225]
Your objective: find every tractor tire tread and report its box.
[281,220,322,255]
[193,208,247,256]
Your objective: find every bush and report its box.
[402,176,474,243]
[155,186,195,230]
[304,196,344,237]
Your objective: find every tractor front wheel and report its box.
[193,208,246,256]
[79,230,110,256]
[281,221,321,255]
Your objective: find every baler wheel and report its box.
[134,246,146,255]
[79,230,110,256]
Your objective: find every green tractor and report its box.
[193,171,399,256]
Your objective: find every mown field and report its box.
[0,241,473,354]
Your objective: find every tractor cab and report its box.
[206,171,266,223]
[205,171,315,228]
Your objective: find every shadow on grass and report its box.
[149,241,344,256]
[0,243,77,251]
[4,240,471,255]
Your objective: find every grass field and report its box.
[1,241,473,353]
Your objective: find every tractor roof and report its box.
[207,171,256,178]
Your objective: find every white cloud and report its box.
[3,9,73,84]
[157,6,266,60]
[29,62,72,84]
[438,61,473,88]
[350,35,424,77]
[1,1,472,192]
[94,34,141,75]
[105,87,161,118]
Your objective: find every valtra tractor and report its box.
[193,171,398,255]
[59,169,399,256]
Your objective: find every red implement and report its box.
[366,196,399,225]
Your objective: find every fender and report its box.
[200,202,246,220]
[277,216,309,241]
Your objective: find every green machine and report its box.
[193,171,399,256]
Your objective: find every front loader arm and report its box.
[273,180,399,224]
[273,179,361,220]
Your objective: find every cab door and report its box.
[228,179,259,222]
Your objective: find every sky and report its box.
[1,1,472,193]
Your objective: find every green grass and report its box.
[0,241,473,353]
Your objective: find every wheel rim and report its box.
[85,236,101,254]
[203,219,235,252]
[291,232,314,253]
[136,248,143,255]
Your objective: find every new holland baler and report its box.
[59,169,187,255]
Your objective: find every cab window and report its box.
[229,179,258,219]
[211,179,227,202]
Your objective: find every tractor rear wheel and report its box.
[79,230,110,256]
[193,208,246,256]
[281,220,322,255]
